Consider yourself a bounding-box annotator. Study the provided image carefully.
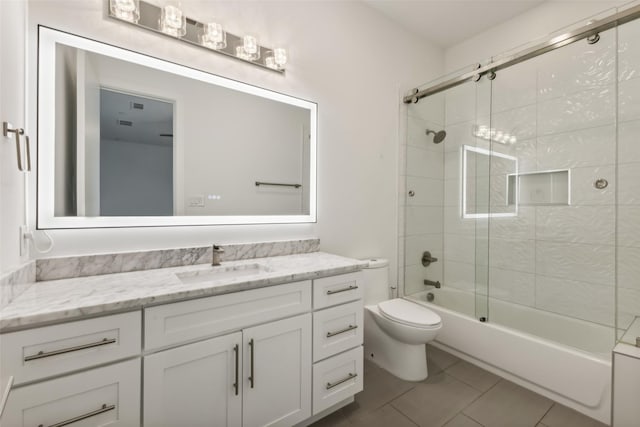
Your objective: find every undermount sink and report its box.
[176,263,272,284]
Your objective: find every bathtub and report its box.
[407,288,613,424]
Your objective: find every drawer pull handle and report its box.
[24,338,117,362]
[326,285,358,295]
[326,373,357,390]
[39,403,115,427]
[326,324,358,338]
[233,344,239,396]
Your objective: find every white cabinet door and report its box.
[2,359,140,427]
[242,313,311,427]
[144,332,242,427]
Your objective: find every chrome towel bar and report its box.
[255,181,301,188]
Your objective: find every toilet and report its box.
[362,258,442,381]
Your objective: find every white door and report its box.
[242,313,311,427]
[144,332,242,427]
[2,359,140,427]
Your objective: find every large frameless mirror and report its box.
[37,26,317,228]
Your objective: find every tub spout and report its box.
[424,279,441,288]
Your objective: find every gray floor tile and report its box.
[463,380,553,427]
[309,408,352,427]
[540,404,608,427]
[427,344,461,375]
[348,404,418,427]
[445,360,500,392]
[391,373,482,427]
[345,360,415,417]
[443,414,483,427]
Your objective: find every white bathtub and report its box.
[407,288,613,424]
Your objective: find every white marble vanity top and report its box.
[0,252,367,332]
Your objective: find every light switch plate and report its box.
[187,195,205,207]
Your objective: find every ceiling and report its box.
[362,0,546,48]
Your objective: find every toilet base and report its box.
[364,309,429,381]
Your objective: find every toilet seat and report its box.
[378,299,441,329]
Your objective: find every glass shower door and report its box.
[486,26,618,357]
[403,72,492,321]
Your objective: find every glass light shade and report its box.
[235,46,251,60]
[200,22,226,50]
[265,55,277,69]
[241,35,260,60]
[273,48,287,67]
[110,0,139,23]
[159,5,186,37]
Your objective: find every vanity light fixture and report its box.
[108,0,287,73]
[473,125,517,144]
[110,0,140,23]
[159,4,186,37]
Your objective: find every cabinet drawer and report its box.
[312,346,363,415]
[2,358,140,427]
[145,281,311,350]
[0,311,141,385]
[313,272,363,309]
[313,300,363,362]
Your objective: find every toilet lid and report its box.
[378,299,441,328]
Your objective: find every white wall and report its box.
[445,1,625,73]
[27,0,443,282]
[0,0,28,275]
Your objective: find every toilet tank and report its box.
[361,258,390,305]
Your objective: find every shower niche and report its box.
[507,169,570,206]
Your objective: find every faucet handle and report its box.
[421,251,438,267]
[212,245,225,252]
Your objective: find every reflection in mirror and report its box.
[461,145,518,218]
[39,27,316,228]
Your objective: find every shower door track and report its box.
[404,2,640,103]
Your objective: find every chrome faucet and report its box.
[212,245,225,266]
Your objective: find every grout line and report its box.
[459,376,504,420]
[537,402,556,425]
[388,403,421,427]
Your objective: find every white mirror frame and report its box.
[37,27,317,229]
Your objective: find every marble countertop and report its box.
[0,252,368,332]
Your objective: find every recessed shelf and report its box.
[508,169,570,206]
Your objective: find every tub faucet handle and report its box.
[422,251,438,267]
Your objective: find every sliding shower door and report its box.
[617,17,640,347]
[402,73,492,320]
[486,26,618,357]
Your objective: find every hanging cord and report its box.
[24,229,54,254]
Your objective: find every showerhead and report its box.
[426,129,446,144]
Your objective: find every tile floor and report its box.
[310,345,608,427]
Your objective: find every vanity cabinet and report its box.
[311,272,364,416]
[144,332,242,427]
[1,359,140,426]
[0,269,364,427]
[143,313,311,427]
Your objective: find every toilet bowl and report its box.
[362,259,442,381]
